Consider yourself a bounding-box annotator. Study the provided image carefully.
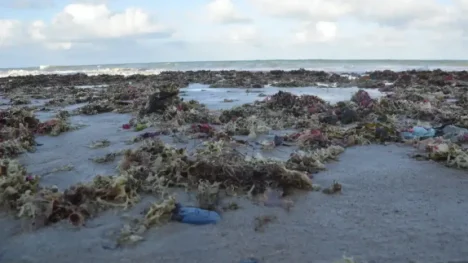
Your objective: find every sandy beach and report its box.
[1,68,468,263]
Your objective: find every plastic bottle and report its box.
[172,204,221,225]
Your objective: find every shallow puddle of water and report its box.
[19,113,138,189]
[181,84,384,110]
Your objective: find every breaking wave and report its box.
[0,60,467,78]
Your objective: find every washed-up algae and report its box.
[119,139,313,195]
[1,72,468,242]
[0,108,38,158]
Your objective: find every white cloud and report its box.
[0,20,29,47]
[41,4,172,42]
[295,21,338,43]
[229,25,260,44]
[249,0,460,29]
[0,3,173,50]
[207,0,251,24]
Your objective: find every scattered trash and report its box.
[89,139,111,149]
[139,131,161,139]
[322,180,342,195]
[401,126,436,140]
[171,203,221,225]
[91,152,123,163]
[134,123,148,132]
[441,125,468,143]
[2,69,468,245]
[41,164,74,176]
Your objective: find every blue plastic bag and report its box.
[172,204,221,225]
[401,126,435,140]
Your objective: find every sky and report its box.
[0,0,467,67]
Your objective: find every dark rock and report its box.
[340,108,358,124]
[320,114,339,125]
[273,135,284,146]
[144,84,179,114]
[394,74,413,87]
[251,83,263,88]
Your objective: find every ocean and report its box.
[1,59,468,77]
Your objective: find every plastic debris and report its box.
[171,203,221,225]
[401,126,436,140]
[134,123,147,132]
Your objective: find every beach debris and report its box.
[140,131,161,139]
[10,96,31,105]
[0,159,39,211]
[143,84,180,115]
[78,101,114,115]
[0,108,38,158]
[134,123,147,132]
[35,118,74,136]
[144,196,177,227]
[42,164,74,176]
[254,215,277,232]
[2,68,468,236]
[414,138,468,169]
[222,201,240,211]
[196,180,220,210]
[440,125,468,143]
[287,145,345,173]
[122,124,131,130]
[400,126,436,140]
[171,203,221,225]
[89,139,111,149]
[322,180,342,195]
[91,151,123,163]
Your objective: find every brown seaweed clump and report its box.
[35,118,73,136]
[0,108,38,158]
[77,101,115,115]
[119,138,313,196]
[15,173,141,227]
[286,145,345,173]
[0,158,39,211]
[414,138,468,169]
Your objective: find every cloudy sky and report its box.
[0,0,467,67]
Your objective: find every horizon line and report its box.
[3,58,468,70]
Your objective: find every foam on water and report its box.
[1,60,467,77]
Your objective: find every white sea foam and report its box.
[1,60,467,78]
[0,68,165,78]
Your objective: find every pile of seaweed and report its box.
[0,108,38,158]
[0,136,347,229]
[2,70,468,235]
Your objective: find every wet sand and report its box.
[1,85,467,263]
[2,145,468,263]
